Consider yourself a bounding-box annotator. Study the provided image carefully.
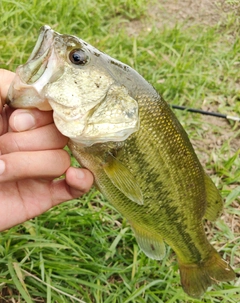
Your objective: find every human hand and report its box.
[0,69,93,231]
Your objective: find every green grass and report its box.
[0,0,240,302]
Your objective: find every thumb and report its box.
[66,167,94,198]
[49,167,94,207]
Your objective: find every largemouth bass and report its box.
[8,25,235,298]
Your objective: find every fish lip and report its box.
[17,25,55,85]
[7,25,57,110]
[27,25,54,62]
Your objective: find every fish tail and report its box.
[178,250,235,298]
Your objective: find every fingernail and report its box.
[13,112,35,131]
[0,160,5,175]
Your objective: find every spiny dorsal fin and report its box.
[103,154,144,205]
[204,173,223,221]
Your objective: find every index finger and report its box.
[0,69,15,111]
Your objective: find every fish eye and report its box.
[69,49,89,65]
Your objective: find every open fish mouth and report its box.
[8,26,59,110]
[27,25,54,62]
[18,25,55,84]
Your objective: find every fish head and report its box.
[8,25,139,146]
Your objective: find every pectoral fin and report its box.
[132,224,166,260]
[103,155,144,205]
[204,173,223,221]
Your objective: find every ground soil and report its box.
[127,0,240,35]
[149,0,240,27]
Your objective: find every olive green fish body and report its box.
[70,90,211,262]
[8,25,235,298]
[68,79,235,298]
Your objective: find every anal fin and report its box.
[132,224,165,260]
[204,173,223,221]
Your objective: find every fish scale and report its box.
[69,95,219,264]
[8,25,235,298]
[104,99,206,253]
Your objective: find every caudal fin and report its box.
[178,251,235,298]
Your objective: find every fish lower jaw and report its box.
[8,77,52,111]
